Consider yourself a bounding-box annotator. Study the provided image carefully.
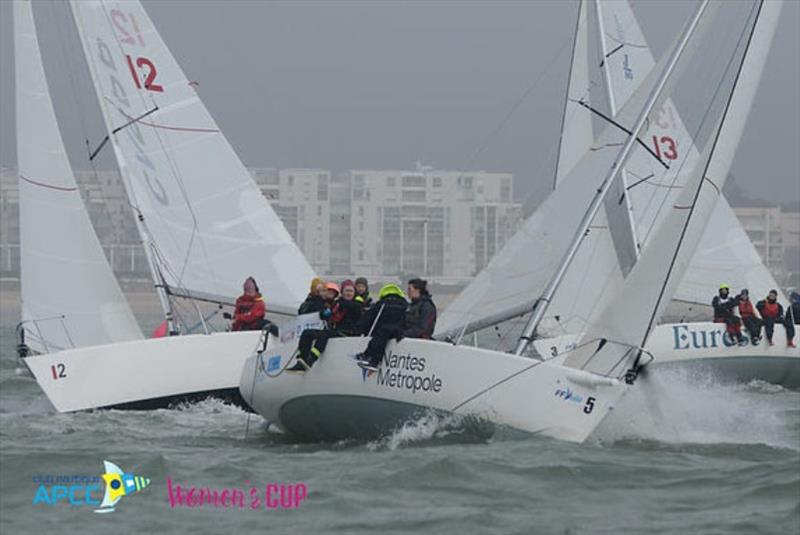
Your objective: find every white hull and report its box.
[23,331,266,412]
[538,322,800,389]
[239,337,630,443]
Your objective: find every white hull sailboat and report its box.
[242,1,779,443]
[17,0,315,412]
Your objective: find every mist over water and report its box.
[1,326,798,534]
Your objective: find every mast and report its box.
[513,0,710,356]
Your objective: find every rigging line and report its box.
[438,29,576,205]
[89,106,159,161]
[599,43,625,68]
[573,99,669,169]
[638,0,763,357]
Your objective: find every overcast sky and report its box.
[0,0,797,205]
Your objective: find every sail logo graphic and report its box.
[95,460,151,514]
[32,461,150,513]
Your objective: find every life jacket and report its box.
[738,300,756,318]
[233,294,266,331]
[761,301,780,319]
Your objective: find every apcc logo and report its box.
[95,461,151,514]
[32,460,150,513]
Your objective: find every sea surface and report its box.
[0,321,798,535]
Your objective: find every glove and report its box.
[320,309,332,320]
[223,312,232,320]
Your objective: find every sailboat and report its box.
[240,0,777,442]
[17,0,316,412]
[436,0,798,389]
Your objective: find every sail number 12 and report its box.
[50,363,67,380]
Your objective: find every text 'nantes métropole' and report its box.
[375,351,443,394]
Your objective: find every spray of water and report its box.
[595,367,800,450]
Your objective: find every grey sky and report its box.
[0,0,797,205]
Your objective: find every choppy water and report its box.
[1,325,798,534]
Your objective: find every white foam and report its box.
[595,367,800,450]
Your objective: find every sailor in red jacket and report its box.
[756,289,795,347]
[232,277,266,331]
[737,289,762,345]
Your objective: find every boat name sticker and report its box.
[366,350,443,394]
[672,324,758,350]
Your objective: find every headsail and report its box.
[69,0,315,315]
[15,0,142,352]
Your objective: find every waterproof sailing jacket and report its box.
[232,294,266,331]
[404,295,437,339]
[757,299,784,321]
[357,285,407,336]
[298,293,327,316]
[331,298,363,335]
[712,294,739,322]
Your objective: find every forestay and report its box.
[69,0,315,315]
[564,0,780,375]
[15,0,142,353]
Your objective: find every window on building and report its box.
[402,175,425,187]
[501,178,512,202]
[432,177,442,188]
[402,190,426,203]
[287,175,294,186]
[358,206,364,217]
[317,205,323,217]
[387,176,396,187]
[317,175,328,201]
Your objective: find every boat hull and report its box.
[538,322,800,389]
[239,337,629,443]
[22,331,266,412]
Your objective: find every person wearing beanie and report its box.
[229,277,267,331]
[324,281,340,306]
[737,289,762,345]
[404,278,437,339]
[354,277,373,309]
[287,279,363,373]
[355,283,408,371]
[298,277,328,315]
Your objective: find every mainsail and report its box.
[69,0,315,317]
[436,0,778,340]
[15,0,142,352]
[564,0,780,374]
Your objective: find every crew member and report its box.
[712,283,744,345]
[737,289,761,345]
[298,277,328,315]
[231,277,266,331]
[355,283,408,371]
[756,289,795,347]
[404,278,437,339]
[354,277,373,309]
[287,280,363,372]
[324,282,340,306]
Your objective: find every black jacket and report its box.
[405,295,437,339]
[712,294,739,321]
[357,294,407,336]
[756,299,784,322]
[356,292,373,309]
[331,298,363,335]
[298,294,327,316]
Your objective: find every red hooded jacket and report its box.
[232,294,266,331]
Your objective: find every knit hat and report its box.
[326,281,340,295]
[341,279,355,290]
[355,277,369,289]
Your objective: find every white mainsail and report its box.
[436,0,778,340]
[565,0,780,374]
[69,0,315,316]
[15,0,142,353]
[590,0,779,306]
